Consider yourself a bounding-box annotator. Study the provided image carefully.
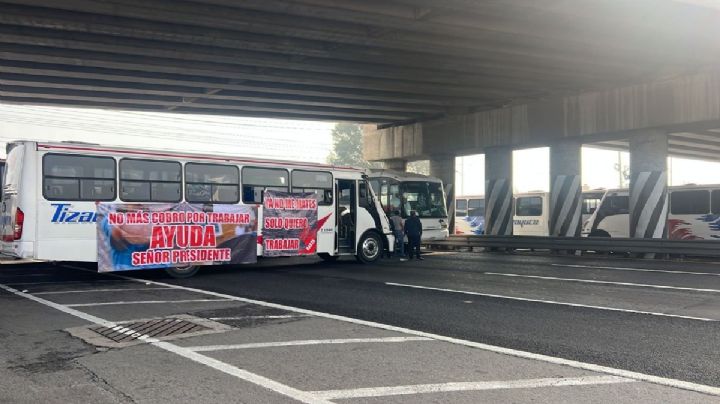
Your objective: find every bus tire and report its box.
[588,229,611,255]
[164,265,200,279]
[356,231,383,264]
[318,253,339,262]
[588,229,611,238]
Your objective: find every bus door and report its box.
[336,179,357,254]
[0,143,25,252]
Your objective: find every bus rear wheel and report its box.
[164,265,200,279]
[356,232,382,263]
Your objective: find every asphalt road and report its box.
[156,252,720,387]
[2,251,720,402]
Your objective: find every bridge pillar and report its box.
[485,146,513,236]
[429,154,456,234]
[549,140,582,237]
[629,130,669,239]
[383,159,407,172]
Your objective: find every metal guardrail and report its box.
[427,235,720,257]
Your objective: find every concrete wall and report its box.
[364,69,720,161]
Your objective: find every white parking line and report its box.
[384,282,718,322]
[0,273,55,278]
[34,287,176,295]
[4,280,126,286]
[66,299,232,307]
[484,272,720,293]
[66,266,720,396]
[309,375,633,399]
[209,315,310,320]
[552,263,720,277]
[186,337,432,352]
[0,282,332,404]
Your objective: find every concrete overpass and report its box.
[0,0,719,239]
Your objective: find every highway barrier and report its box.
[427,235,720,257]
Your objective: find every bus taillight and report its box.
[13,208,24,240]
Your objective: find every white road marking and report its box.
[484,272,720,293]
[153,341,332,404]
[4,279,126,286]
[0,282,332,404]
[0,273,54,278]
[552,263,720,277]
[0,259,42,265]
[66,299,231,307]
[310,375,633,399]
[34,287,176,295]
[187,337,432,352]
[385,282,718,322]
[64,266,720,396]
[209,315,310,320]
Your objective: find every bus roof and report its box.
[367,168,441,182]
[11,140,363,172]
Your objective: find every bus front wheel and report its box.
[356,232,382,263]
[165,265,200,279]
[318,253,339,262]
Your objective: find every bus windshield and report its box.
[400,181,447,218]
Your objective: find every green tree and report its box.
[327,123,375,168]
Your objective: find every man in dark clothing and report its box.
[404,210,423,260]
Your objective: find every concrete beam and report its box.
[364,70,720,160]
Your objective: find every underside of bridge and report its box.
[1,1,720,160]
[0,0,718,123]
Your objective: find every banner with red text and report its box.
[97,203,257,272]
[261,190,319,257]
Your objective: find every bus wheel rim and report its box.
[362,237,379,259]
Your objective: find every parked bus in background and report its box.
[454,195,485,235]
[512,189,607,236]
[367,169,449,241]
[582,184,720,239]
[0,140,394,277]
[513,192,548,236]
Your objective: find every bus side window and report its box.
[120,159,181,202]
[455,199,467,217]
[358,181,370,208]
[671,190,710,214]
[468,199,484,216]
[291,170,332,205]
[185,163,239,204]
[515,197,542,216]
[241,166,289,204]
[43,154,116,201]
[712,190,720,214]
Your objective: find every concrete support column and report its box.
[629,130,669,239]
[485,146,513,235]
[429,154,456,233]
[382,159,407,172]
[549,140,582,237]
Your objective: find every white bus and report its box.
[513,190,607,236]
[454,195,485,235]
[0,140,394,277]
[513,192,548,236]
[367,169,449,241]
[582,185,720,239]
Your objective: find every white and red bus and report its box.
[582,185,720,239]
[0,140,394,277]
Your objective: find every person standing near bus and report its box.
[389,210,406,261]
[404,210,423,260]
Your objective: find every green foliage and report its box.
[327,123,374,168]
